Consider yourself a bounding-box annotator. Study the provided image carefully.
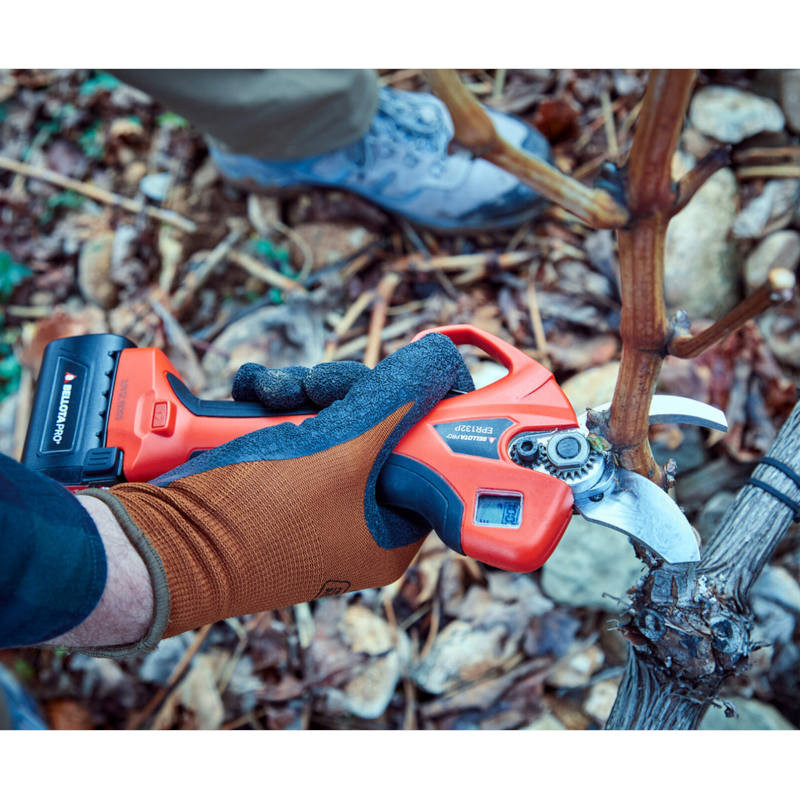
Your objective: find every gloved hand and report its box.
[232,359,371,410]
[79,333,473,655]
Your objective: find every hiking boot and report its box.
[0,664,47,730]
[210,87,550,232]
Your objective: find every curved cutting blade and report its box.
[573,468,700,563]
[577,394,728,434]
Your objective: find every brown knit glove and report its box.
[79,333,473,655]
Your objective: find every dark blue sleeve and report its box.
[0,453,107,647]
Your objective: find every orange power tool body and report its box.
[23,325,717,570]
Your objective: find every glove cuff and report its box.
[73,488,171,658]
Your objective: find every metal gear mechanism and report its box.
[508,429,608,497]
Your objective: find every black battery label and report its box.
[434,418,513,459]
[40,357,87,453]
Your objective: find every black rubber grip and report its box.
[166,372,316,418]
[378,454,465,553]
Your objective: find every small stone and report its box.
[179,654,225,730]
[139,172,172,203]
[123,161,147,188]
[547,643,605,688]
[651,424,708,474]
[665,167,739,319]
[700,697,794,730]
[522,713,567,731]
[77,232,118,309]
[109,116,145,139]
[561,361,620,415]
[733,180,800,239]
[584,677,621,723]
[342,605,394,656]
[690,86,785,143]
[326,608,411,720]
[470,360,508,390]
[758,303,800,368]
[779,70,800,134]
[412,621,516,695]
[289,222,378,271]
[744,231,800,293]
[336,651,405,720]
[541,515,644,612]
[695,491,736,541]
[753,566,800,616]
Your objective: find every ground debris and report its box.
[2,68,798,730]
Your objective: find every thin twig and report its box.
[363,272,401,368]
[735,164,800,180]
[323,288,376,361]
[0,154,197,232]
[668,268,796,359]
[395,250,535,274]
[672,147,731,216]
[601,90,619,159]
[525,266,550,367]
[732,145,800,163]
[423,70,629,229]
[171,229,243,316]
[378,69,423,87]
[492,68,507,102]
[329,315,422,361]
[228,249,307,294]
[125,623,213,730]
[419,598,441,661]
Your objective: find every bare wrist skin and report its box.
[46,496,154,648]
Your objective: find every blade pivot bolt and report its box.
[546,432,590,469]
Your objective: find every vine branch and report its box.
[669,268,796,359]
[606,401,800,728]
[423,69,629,229]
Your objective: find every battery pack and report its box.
[21,333,135,486]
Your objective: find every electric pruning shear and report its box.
[21,325,727,571]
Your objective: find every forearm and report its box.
[46,496,154,648]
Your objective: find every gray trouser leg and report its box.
[113,69,379,161]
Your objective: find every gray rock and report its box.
[139,632,194,683]
[758,306,800,368]
[412,621,517,695]
[665,167,739,319]
[541,515,644,612]
[690,86,785,143]
[744,230,800,293]
[584,677,621,723]
[733,180,800,239]
[752,596,795,646]
[779,70,800,134]
[547,642,605,688]
[695,491,736,541]
[651,425,707,474]
[700,697,794,730]
[561,361,620,415]
[324,606,411,719]
[523,713,567,730]
[753,566,800,616]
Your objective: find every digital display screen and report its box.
[474,493,522,528]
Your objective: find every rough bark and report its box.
[606,401,800,729]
